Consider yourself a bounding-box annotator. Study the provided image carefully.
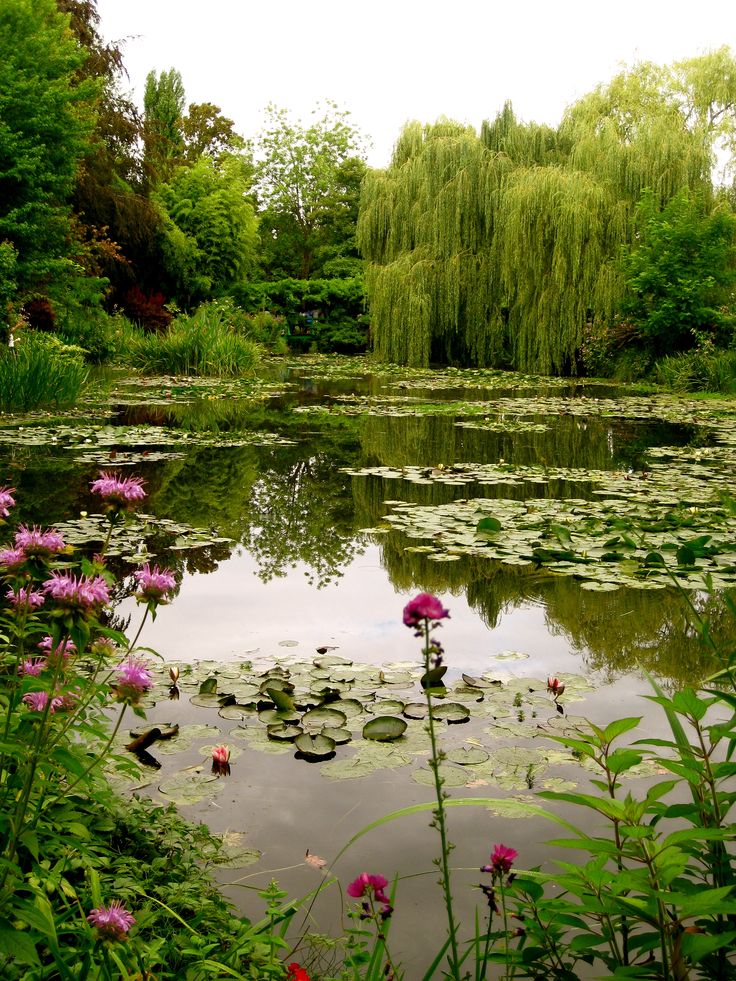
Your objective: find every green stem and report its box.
[127,606,149,653]
[422,620,461,979]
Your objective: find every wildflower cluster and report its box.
[87,900,136,941]
[347,872,393,920]
[90,471,146,512]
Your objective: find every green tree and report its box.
[0,0,98,319]
[143,68,186,185]
[620,189,736,355]
[255,102,367,279]
[181,102,245,162]
[157,154,259,304]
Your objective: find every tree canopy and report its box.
[358,50,736,373]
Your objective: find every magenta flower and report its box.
[5,586,45,609]
[347,872,391,906]
[23,690,64,713]
[113,656,153,704]
[90,471,146,509]
[43,572,110,613]
[211,744,231,776]
[14,525,65,558]
[133,563,176,603]
[482,844,518,877]
[0,547,27,570]
[86,900,135,940]
[38,635,76,660]
[402,593,450,628]
[0,486,15,518]
[19,657,46,676]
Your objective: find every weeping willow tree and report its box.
[359,52,734,374]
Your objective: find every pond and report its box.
[4,355,735,977]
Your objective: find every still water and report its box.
[3,356,730,977]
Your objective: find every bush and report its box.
[122,302,262,376]
[0,332,88,410]
[655,345,736,393]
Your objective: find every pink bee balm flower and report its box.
[38,635,76,659]
[87,900,135,940]
[90,471,146,508]
[211,744,231,776]
[402,593,450,628]
[0,486,15,518]
[0,547,27,570]
[6,586,45,609]
[43,572,110,612]
[14,525,66,558]
[347,872,391,907]
[113,656,153,704]
[23,690,64,713]
[482,844,518,877]
[133,563,176,602]
[19,657,46,676]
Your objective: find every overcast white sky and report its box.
[96,0,736,168]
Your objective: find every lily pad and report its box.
[362,716,408,742]
[294,732,337,759]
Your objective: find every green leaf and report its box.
[362,716,408,742]
[294,733,336,758]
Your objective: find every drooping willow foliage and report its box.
[359,53,733,374]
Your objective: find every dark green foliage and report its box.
[621,189,736,355]
[230,277,365,331]
[0,0,98,304]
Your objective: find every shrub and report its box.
[122,287,173,332]
[0,331,88,410]
[122,302,261,376]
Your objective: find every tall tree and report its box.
[0,0,98,321]
[255,102,367,279]
[181,102,244,162]
[143,68,186,186]
[359,52,734,374]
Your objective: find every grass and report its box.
[0,333,88,411]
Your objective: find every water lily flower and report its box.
[113,656,153,705]
[90,471,146,510]
[481,843,518,877]
[547,676,565,697]
[211,744,231,776]
[86,900,135,940]
[402,593,450,628]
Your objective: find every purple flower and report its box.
[5,586,45,609]
[87,900,135,940]
[0,486,15,518]
[402,593,450,628]
[19,657,46,676]
[347,872,391,906]
[133,563,176,603]
[43,572,110,613]
[0,547,27,570]
[14,525,66,558]
[23,690,64,713]
[113,656,153,704]
[481,844,518,877]
[90,471,146,509]
[38,635,76,660]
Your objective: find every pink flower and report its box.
[86,900,135,940]
[133,563,176,602]
[347,872,391,907]
[403,593,450,628]
[38,635,76,660]
[23,690,64,713]
[211,744,231,776]
[113,656,153,704]
[5,586,45,609]
[90,472,146,509]
[14,525,65,558]
[0,486,15,518]
[0,547,27,570]
[482,844,518,877]
[43,572,110,612]
[547,676,565,697]
[19,658,46,676]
